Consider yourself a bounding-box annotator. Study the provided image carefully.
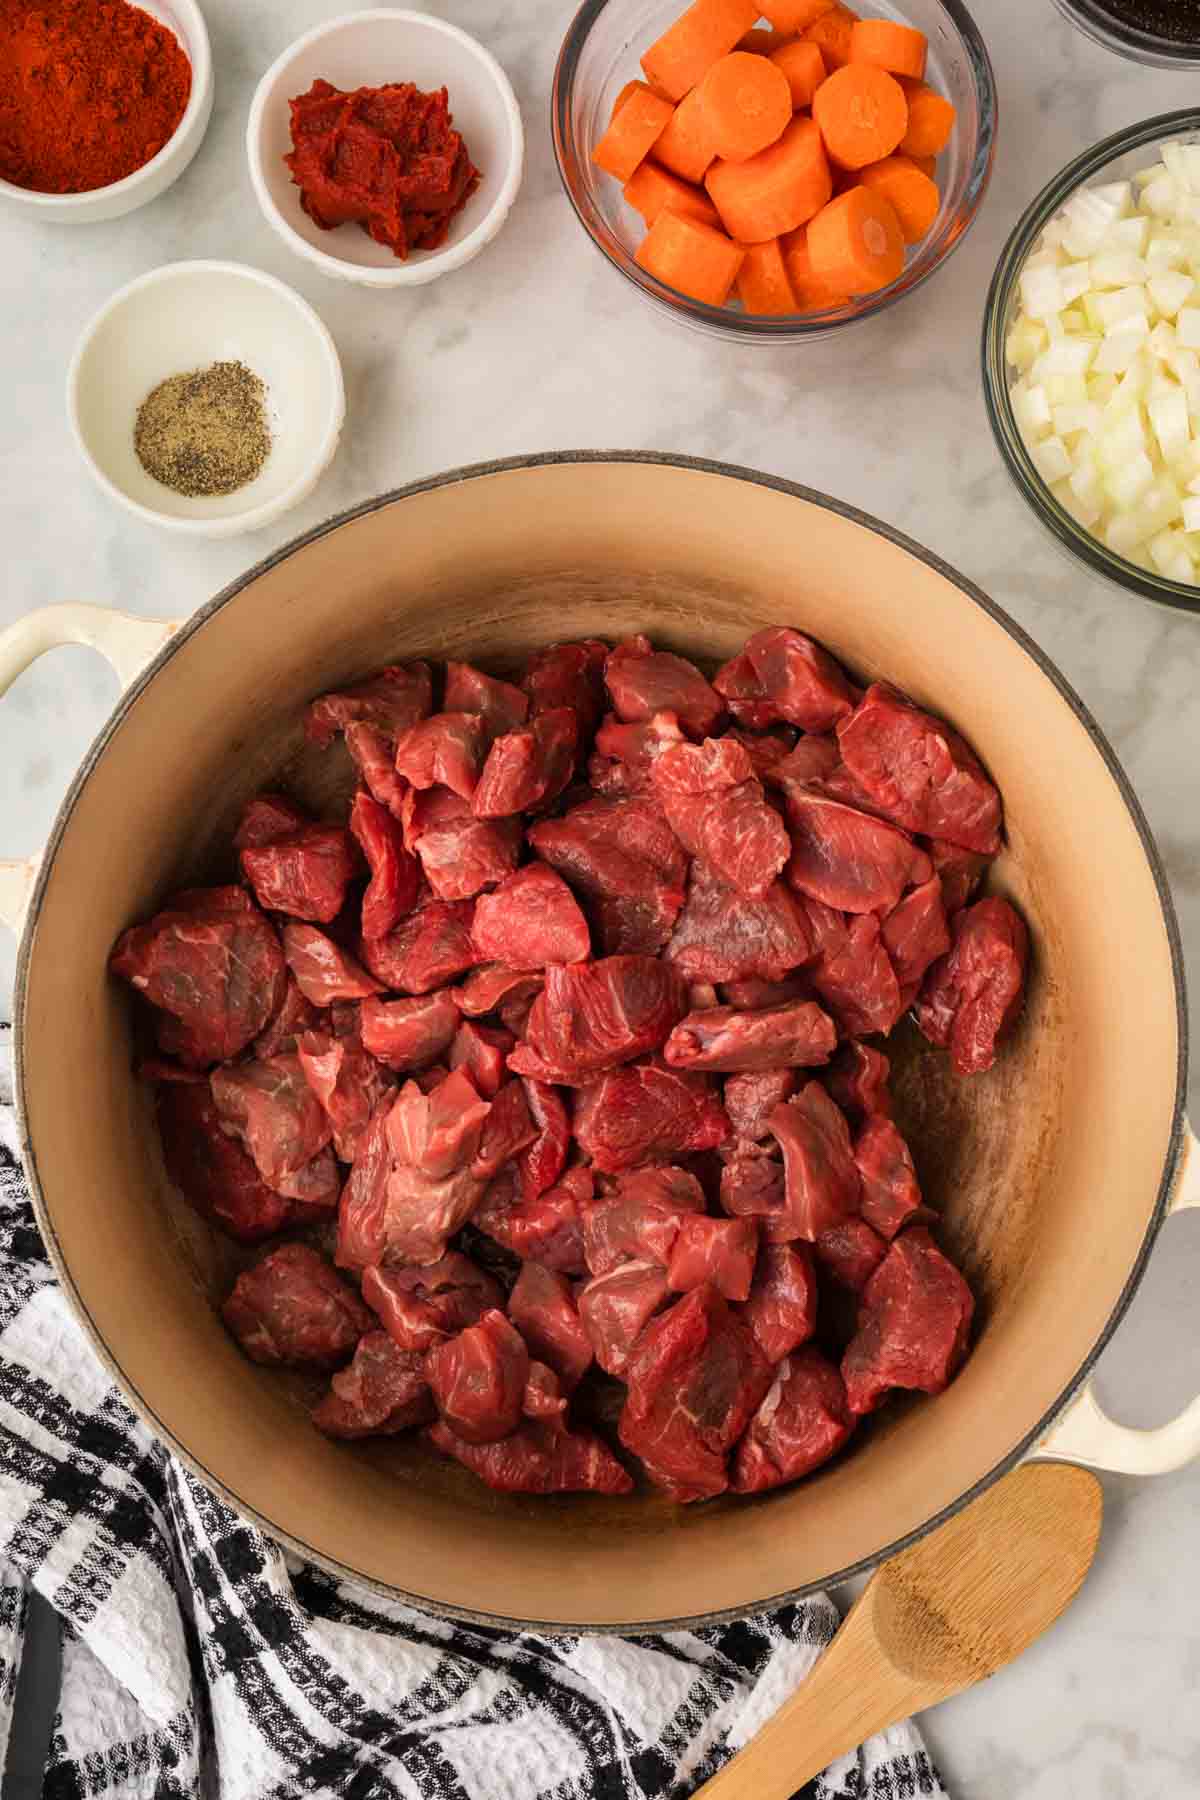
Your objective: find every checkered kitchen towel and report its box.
[0,1031,947,1800]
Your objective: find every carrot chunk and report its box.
[610,78,670,122]
[762,0,836,28]
[907,150,937,178]
[654,87,718,183]
[636,206,747,304]
[898,82,956,158]
[803,4,859,71]
[811,62,907,169]
[698,52,794,162]
[625,159,722,229]
[737,236,797,313]
[849,17,927,80]
[780,222,851,308]
[738,25,795,53]
[770,39,826,107]
[807,185,904,293]
[706,114,831,242]
[593,85,674,181]
[641,0,761,102]
[856,154,939,243]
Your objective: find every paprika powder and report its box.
[0,0,191,195]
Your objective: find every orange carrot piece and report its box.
[899,83,956,158]
[738,25,794,53]
[641,0,761,103]
[907,150,937,178]
[636,206,747,304]
[856,154,939,243]
[803,4,858,71]
[653,87,718,183]
[770,38,826,107]
[610,78,669,122]
[811,63,907,169]
[807,185,904,293]
[697,51,794,162]
[737,235,797,312]
[593,85,674,181]
[625,159,722,228]
[780,222,851,308]
[762,0,836,28]
[849,17,927,80]
[706,113,831,242]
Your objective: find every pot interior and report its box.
[16,458,1181,1626]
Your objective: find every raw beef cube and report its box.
[393,712,491,800]
[881,876,950,1006]
[765,735,843,789]
[222,1243,370,1368]
[508,956,689,1084]
[449,1020,514,1098]
[508,1262,593,1390]
[837,683,1002,854]
[781,789,932,915]
[652,738,790,900]
[211,1054,333,1196]
[578,1261,670,1376]
[733,1347,855,1493]
[403,788,522,900]
[725,725,799,779]
[767,1083,861,1242]
[724,1069,797,1141]
[254,975,326,1059]
[282,1146,343,1216]
[855,1115,925,1239]
[305,662,432,748]
[344,722,409,817]
[718,628,856,732]
[842,1227,974,1415]
[529,792,688,957]
[666,859,812,986]
[522,1360,569,1420]
[473,708,579,817]
[719,1143,790,1239]
[589,710,686,796]
[929,839,990,915]
[667,1214,758,1302]
[283,923,383,1006]
[741,1242,818,1363]
[298,1029,396,1162]
[157,1085,292,1242]
[916,897,1029,1077]
[574,1060,730,1173]
[240,825,358,925]
[619,1286,773,1503]
[428,1406,632,1495]
[359,992,461,1070]
[824,1042,893,1122]
[798,901,903,1037]
[455,963,543,1021]
[582,1166,705,1276]
[362,1253,503,1351]
[426,1308,529,1443]
[473,1079,538,1180]
[443,661,529,735]
[605,635,723,739]
[335,1102,393,1271]
[471,863,591,969]
[361,892,477,995]
[815,1216,888,1291]
[720,974,811,1009]
[664,1000,836,1073]
[111,886,287,1066]
[522,638,609,732]
[234,793,308,850]
[312,1332,433,1438]
[475,1164,592,1273]
[350,790,420,940]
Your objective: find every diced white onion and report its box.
[1182,495,1200,532]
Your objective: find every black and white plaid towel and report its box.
[0,1030,947,1800]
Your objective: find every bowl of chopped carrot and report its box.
[553,0,996,338]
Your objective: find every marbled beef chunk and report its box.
[312,1332,433,1438]
[916,897,1028,1076]
[842,1228,974,1415]
[733,1347,855,1492]
[222,1244,370,1368]
[426,1308,530,1443]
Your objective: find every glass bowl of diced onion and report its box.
[983,109,1200,613]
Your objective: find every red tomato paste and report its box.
[285,79,481,260]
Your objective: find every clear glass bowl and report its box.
[1050,0,1200,69]
[982,109,1200,618]
[552,0,996,342]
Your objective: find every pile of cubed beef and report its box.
[111,628,1028,1504]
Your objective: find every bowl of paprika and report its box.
[0,0,213,224]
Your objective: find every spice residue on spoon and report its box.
[134,361,272,499]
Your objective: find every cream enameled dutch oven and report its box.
[1,454,1197,1630]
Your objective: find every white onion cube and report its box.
[1181,496,1200,532]
[1149,271,1195,315]
[1032,436,1072,483]
[1176,307,1200,348]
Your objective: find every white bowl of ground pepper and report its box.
[67,261,345,535]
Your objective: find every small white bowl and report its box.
[0,0,214,224]
[68,261,346,537]
[247,8,524,289]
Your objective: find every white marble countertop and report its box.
[2,0,1199,1793]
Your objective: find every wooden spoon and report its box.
[693,1461,1103,1800]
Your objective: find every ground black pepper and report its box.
[1085,0,1200,47]
[134,361,272,498]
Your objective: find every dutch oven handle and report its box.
[1034,1126,1200,1475]
[0,605,180,935]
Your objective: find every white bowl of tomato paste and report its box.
[247,9,525,288]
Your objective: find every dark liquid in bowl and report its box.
[1087,0,1200,45]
